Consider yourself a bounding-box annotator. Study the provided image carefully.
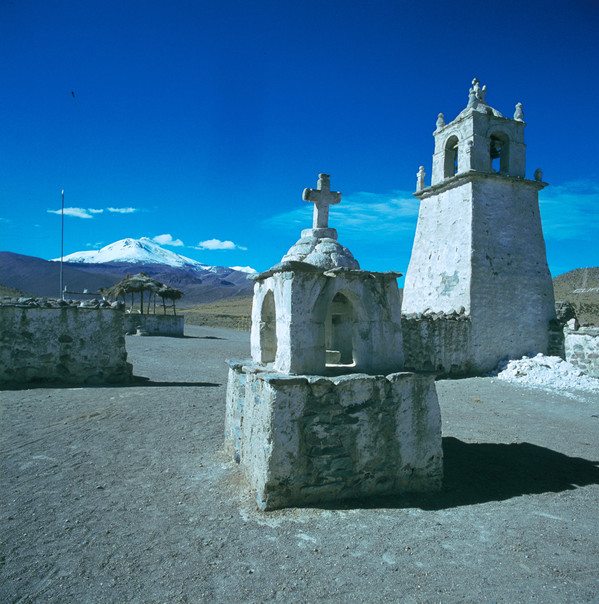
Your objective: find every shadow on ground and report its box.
[319,437,599,511]
[0,377,221,390]
[180,335,228,340]
[127,376,221,388]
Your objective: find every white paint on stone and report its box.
[283,174,360,270]
[227,172,442,509]
[563,326,599,378]
[0,305,132,384]
[403,79,555,374]
[225,362,443,510]
[123,314,184,336]
[281,236,359,270]
[251,267,403,375]
[302,173,341,230]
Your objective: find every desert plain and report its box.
[1,325,598,603]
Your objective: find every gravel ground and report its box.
[1,325,598,603]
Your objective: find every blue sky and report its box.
[1,0,598,279]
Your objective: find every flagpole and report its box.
[60,189,64,299]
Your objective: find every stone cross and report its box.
[302,174,341,229]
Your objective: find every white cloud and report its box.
[539,179,599,241]
[265,190,420,238]
[107,207,137,214]
[153,233,184,247]
[47,206,139,218]
[47,207,94,219]
[194,238,247,251]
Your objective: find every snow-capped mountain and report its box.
[230,266,257,274]
[53,238,256,274]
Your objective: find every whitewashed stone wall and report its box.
[251,264,403,375]
[403,182,473,315]
[431,109,526,185]
[225,361,442,510]
[402,313,473,374]
[123,314,184,336]
[403,173,555,375]
[0,304,132,384]
[564,326,599,378]
[404,81,555,375]
[469,176,555,370]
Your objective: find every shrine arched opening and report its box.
[259,290,277,364]
[325,292,355,366]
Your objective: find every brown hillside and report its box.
[553,267,599,326]
[0,284,33,297]
[181,295,253,330]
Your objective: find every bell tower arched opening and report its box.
[490,131,510,174]
[444,135,459,178]
[325,292,354,366]
[259,290,277,364]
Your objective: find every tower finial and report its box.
[417,166,426,192]
[467,78,487,108]
[514,102,524,121]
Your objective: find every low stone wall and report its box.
[401,313,473,375]
[225,360,443,510]
[0,300,132,385]
[123,314,184,337]
[564,325,599,378]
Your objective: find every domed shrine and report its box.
[225,173,442,510]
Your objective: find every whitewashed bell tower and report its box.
[402,79,556,373]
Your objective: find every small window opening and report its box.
[259,290,276,364]
[325,292,354,366]
[444,135,459,178]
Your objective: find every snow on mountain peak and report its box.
[54,237,211,270]
[230,266,258,274]
[51,237,258,276]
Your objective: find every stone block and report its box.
[225,360,442,510]
[564,328,599,377]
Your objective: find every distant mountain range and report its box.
[2,241,597,324]
[0,238,257,306]
[56,237,256,274]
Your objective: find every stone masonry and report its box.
[225,174,443,510]
[402,79,556,374]
[564,324,599,378]
[0,298,132,384]
[225,362,442,510]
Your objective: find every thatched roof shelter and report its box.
[101,273,183,314]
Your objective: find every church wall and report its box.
[0,305,132,384]
[402,182,473,315]
[401,314,473,374]
[469,177,555,371]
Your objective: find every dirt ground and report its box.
[1,325,598,603]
